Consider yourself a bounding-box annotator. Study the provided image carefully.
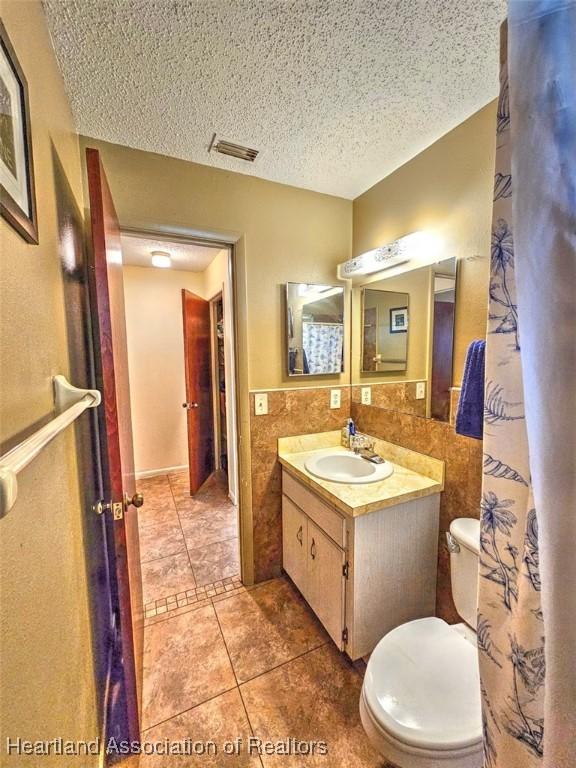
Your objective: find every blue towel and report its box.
[455,340,486,440]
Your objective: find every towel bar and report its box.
[0,375,101,518]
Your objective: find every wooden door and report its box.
[86,148,143,741]
[182,289,214,494]
[362,307,377,371]
[282,496,308,594]
[307,519,346,650]
[430,299,455,421]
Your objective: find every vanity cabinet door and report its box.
[282,495,308,594]
[307,519,346,650]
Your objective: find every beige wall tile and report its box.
[250,387,349,581]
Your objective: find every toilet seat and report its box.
[361,617,482,767]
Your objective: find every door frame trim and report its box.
[209,292,224,472]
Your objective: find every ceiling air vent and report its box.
[209,134,259,162]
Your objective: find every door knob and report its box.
[182,402,199,409]
[125,492,144,509]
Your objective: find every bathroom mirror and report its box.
[351,258,457,420]
[361,289,409,372]
[286,282,345,376]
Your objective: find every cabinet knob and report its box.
[296,525,303,546]
[310,538,317,560]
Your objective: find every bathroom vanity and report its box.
[279,431,444,660]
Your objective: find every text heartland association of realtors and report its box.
[5,737,329,757]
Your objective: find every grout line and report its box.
[185,534,239,552]
[139,546,187,565]
[140,683,239,734]
[237,686,265,768]
[211,602,265,768]
[169,473,200,586]
[212,599,240,687]
[234,640,329,768]
[236,640,329,688]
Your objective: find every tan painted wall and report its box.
[203,247,228,300]
[123,265,204,475]
[0,2,98,764]
[78,137,353,391]
[352,102,496,386]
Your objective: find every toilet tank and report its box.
[448,518,480,629]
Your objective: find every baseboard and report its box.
[135,464,188,479]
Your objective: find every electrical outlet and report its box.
[361,386,372,405]
[330,389,341,409]
[415,382,426,400]
[254,393,268,415]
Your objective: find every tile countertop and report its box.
[278,430,445,518]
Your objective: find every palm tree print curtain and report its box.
[477,25,545,768]
[479,4,576,767]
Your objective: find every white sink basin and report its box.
[304,451,394,484]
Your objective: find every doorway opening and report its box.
[120,231,239,495]
[119,230,241,615]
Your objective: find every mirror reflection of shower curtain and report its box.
[302,322,343,374]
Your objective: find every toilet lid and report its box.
[363,618,482,751]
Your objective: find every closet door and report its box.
[307,519,346,650]
[182,289,214,494]
[282,496,308,595]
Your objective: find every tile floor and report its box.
[138,471,242,620]
[131,470,386,767]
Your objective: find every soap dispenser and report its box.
[342,418,356,448]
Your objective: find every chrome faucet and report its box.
[351,433,385,464]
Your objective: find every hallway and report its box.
[139,471,241,615]
[133,472,382,767]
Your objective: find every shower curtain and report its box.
[478,3,576,768]
[302,322,343,374]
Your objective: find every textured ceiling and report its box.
[120,233,221,271]
[44,0,506,199]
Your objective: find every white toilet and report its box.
[360,518,482,768]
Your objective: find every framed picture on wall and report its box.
[390,306,408,333]
[0,22,38,244]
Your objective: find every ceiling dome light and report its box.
[151,250,172,268]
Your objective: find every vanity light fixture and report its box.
[340,231,441,277]
[151,250,172,269]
